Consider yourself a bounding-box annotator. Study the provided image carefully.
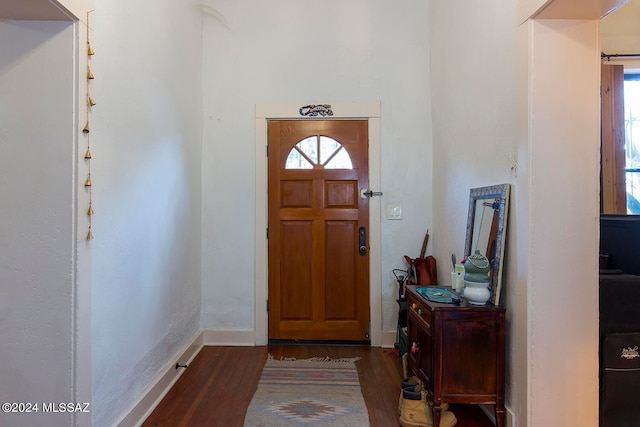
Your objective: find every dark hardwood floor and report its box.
[142,345,496,427]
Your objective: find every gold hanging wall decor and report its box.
[84,10,95,240]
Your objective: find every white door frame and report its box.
[254,102,382,346]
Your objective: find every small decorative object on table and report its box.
[463,250,491,305]
[452,263,465,294]
[416,287,462,304]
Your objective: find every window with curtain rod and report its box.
[602,52,640,61]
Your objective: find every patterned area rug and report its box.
[243,356,370,427]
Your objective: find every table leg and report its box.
[432,404,441,427]
[495,404,505,427]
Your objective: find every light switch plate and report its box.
[386,204,403,220]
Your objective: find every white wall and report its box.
[0,20,77,427]
[200,0,433,334]
[526,18,601,426]
[429,1,520,283]
[429,0,522,424]
[89,1,203,425]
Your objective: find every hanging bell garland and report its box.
[86,11,95,242]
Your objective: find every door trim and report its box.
[255,102,382,346]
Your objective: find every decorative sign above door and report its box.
[299,104,334,117]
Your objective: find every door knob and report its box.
[358,227,367,256]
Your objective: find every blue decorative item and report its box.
[416,287,462,304]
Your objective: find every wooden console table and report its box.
[405,285,506,427]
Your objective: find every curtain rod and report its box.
[602,52,640,61]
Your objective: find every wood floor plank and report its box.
[357,349,399,425]
[142,345,497,427]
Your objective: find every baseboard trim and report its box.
[115,331,204,427]
[202,329,395,347]
[116,327,393,426]
[479,404,517,427]
[202,329,256,346]
[381,329,398,348]
[479,404,496,425]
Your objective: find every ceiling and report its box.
[0,0,634,23]
[535,0,630,19]
[602,0,640,34]
[601,0,640,62]
[0,0,73,21]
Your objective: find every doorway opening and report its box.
[254,103,381,346]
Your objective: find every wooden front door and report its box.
[268,120,370,341]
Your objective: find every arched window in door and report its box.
[285,135,353,169]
